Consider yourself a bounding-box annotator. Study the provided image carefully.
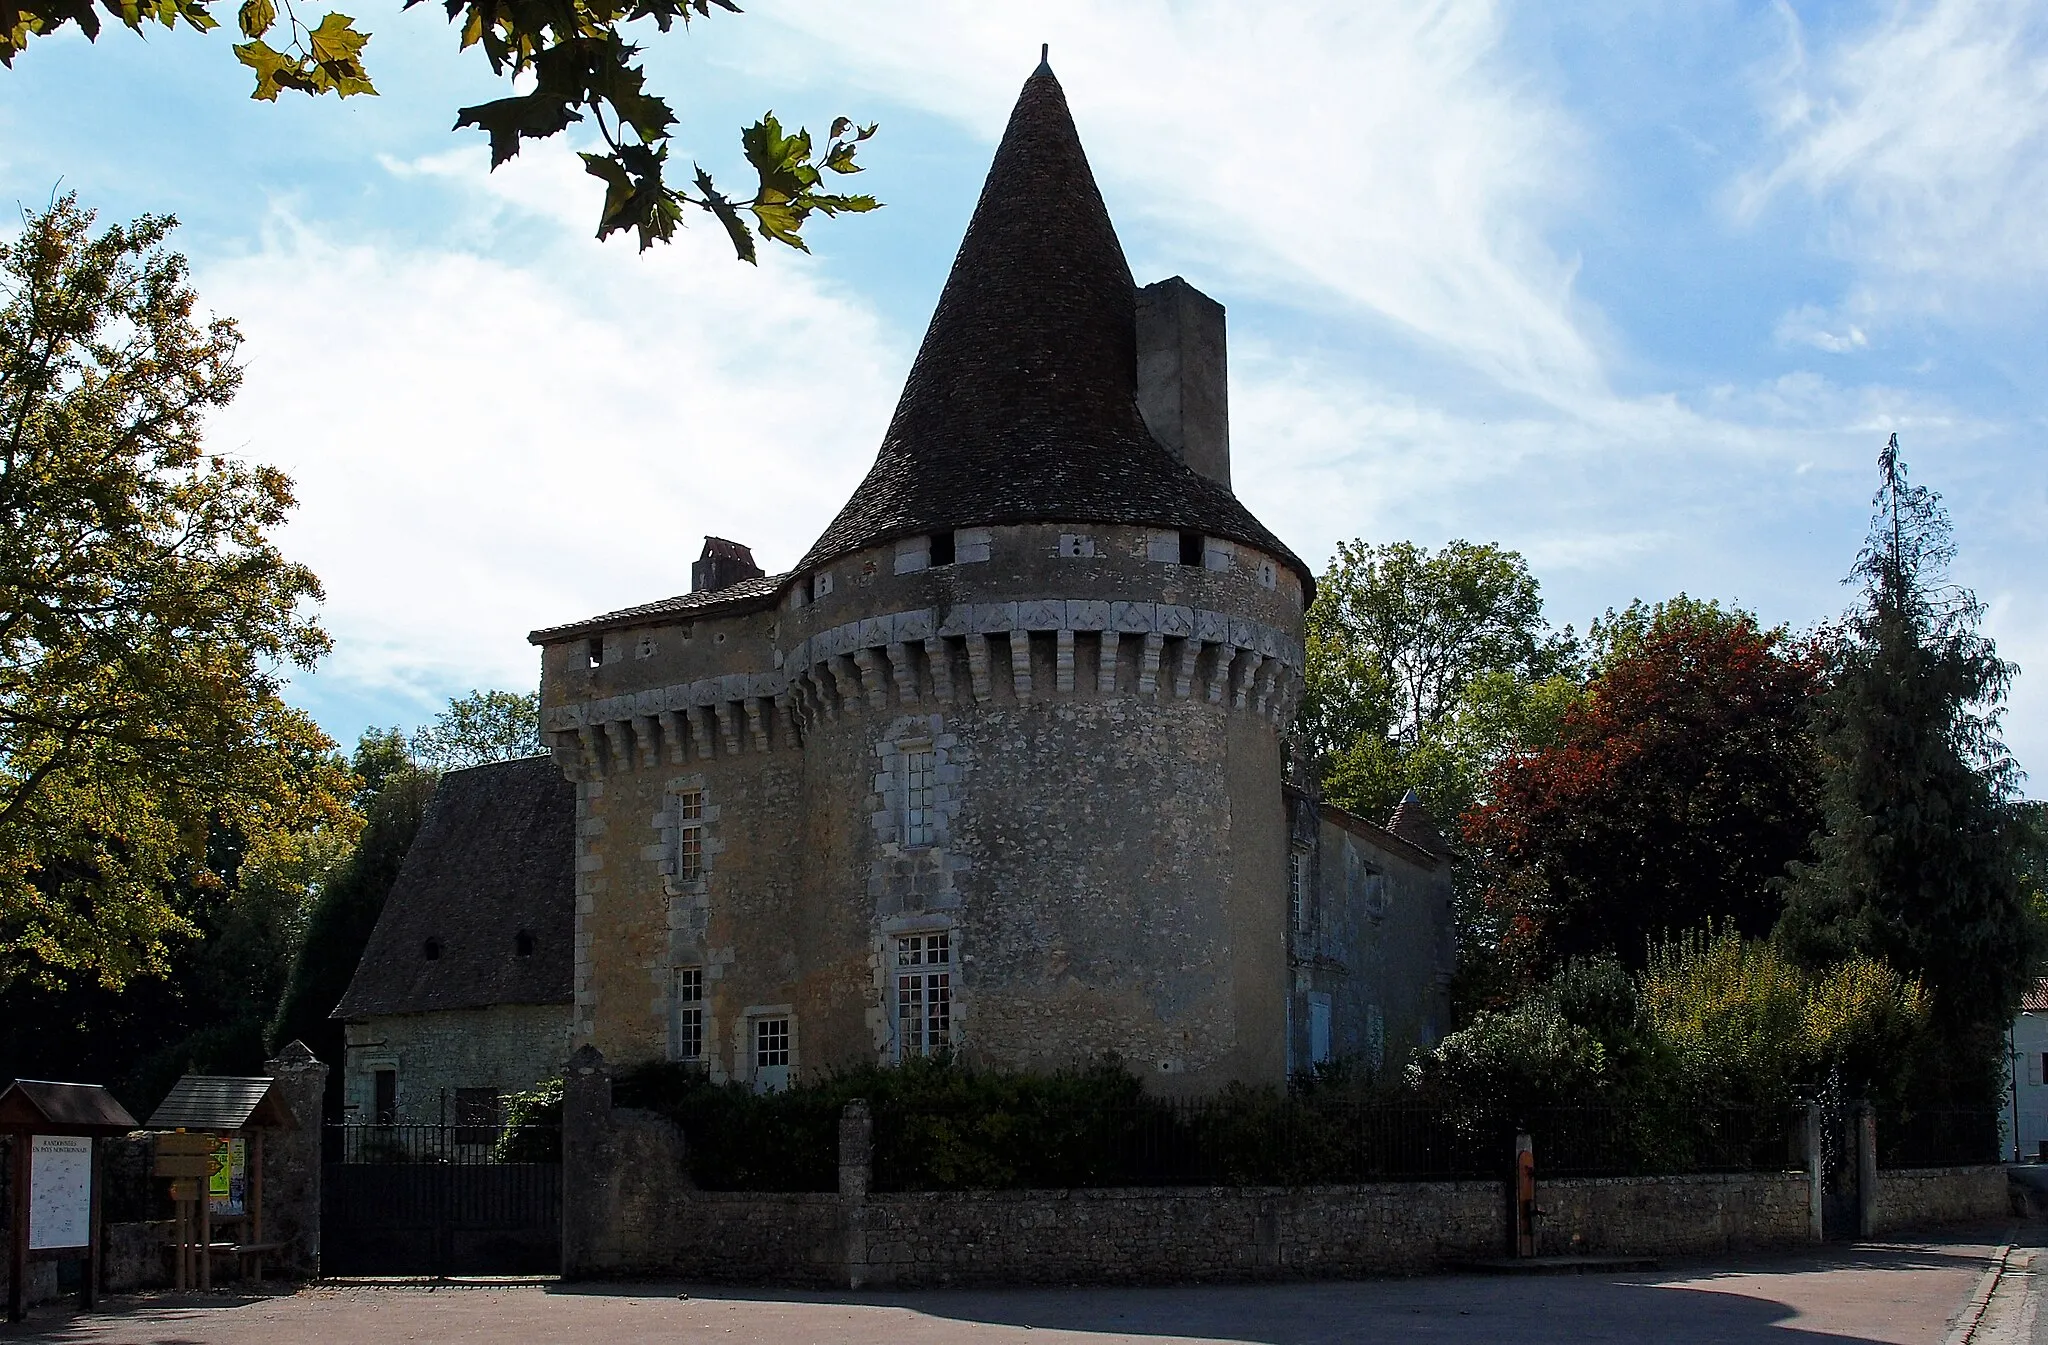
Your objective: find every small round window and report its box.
[422,938,442,961]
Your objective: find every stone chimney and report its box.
[1135,276,1230,490]
[691,537,764,594]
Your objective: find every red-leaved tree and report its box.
[1465,599,1826,979]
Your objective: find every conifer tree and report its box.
[1779,436,2034,1062]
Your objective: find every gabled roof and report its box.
[145,1076,292,1132]
[334,756,575,1019]
[793,61,1308,590]
[0,1079,137,1134]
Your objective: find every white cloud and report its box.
[748,0,1603,405]
[200,150,902,719]
[1738,0,2048,314]
[1774,303,1869,352]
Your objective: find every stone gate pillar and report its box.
[264,1041,328,1276]
[839,1100,872,1289]
[561,1045,613,1278]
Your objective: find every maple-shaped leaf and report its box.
[305,11,366,65]
[233,37,301,99]
[235,0,271,37]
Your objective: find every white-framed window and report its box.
[896,933,952,1058]
[902,746,937,847]
[674,966,704,1062]
[753,1015,792,1091]
[677,788,705,881]
[1289,850,1310,933]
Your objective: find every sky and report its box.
[3,0,2045,786]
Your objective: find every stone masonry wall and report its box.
[344,1002,570,1124]
[541,522,1310,1093]
[1869,1166,2013,1235]
[1534,1172,1812,1258]
[559,1051,1883,1290]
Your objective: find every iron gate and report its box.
[322,1123,560,1275]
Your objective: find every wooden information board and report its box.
[28,1136,92,1252]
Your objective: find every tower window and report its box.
[586,637,604,668]
[902,746,937,847]
[1289,851,1310,933]
[422,938,442,961]
[674,966,704,1062]
[929,531,955,567]
[896,933,952,1058]
[514,930,535,957]
[677,787,705,881]
[1178,531,1203,566]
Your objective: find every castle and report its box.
[338,58,1452,1117]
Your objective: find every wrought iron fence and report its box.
[1519,1105,1805,1178]
[1876,1107,2002,1169]
[327,1122,561,1166]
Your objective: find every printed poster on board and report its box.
[29,1135,92,1251]
[208,1136,247,1216]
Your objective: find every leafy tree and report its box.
[409,688,541,770]
[269,730,437,1119]
[0,809,356,1114]
[0,197,353,988]
[1466,597,1825,978]
[1777,437,2034,1051]
[1,0,878,254]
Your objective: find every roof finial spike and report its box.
[1037,42,1051,73]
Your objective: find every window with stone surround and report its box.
[896,933,952,1058]
[674,966,705,1063]
[901,746,937,847]
[753,1015,791,1092]
[677,788,705,881]
[1289,849,1310,933]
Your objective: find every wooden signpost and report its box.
[146,1076,289,1289]
[1,1080,138,1323]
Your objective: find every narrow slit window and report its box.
[677,788,705,881]
[902,748,937,847]
[675,966,704,1062]
[586,636,604,668]
[896,933,952,1058]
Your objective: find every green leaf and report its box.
[305,11,366,65]
[235,0,270,35]
[693,165,755,264]
[233,37,300,100]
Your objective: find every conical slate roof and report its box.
[794,60,1308,587]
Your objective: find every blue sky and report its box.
[4,1,2045,786]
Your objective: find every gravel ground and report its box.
[1,1230,2016,1345]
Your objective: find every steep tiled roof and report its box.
[333,757,574,1019]
[146,1076,291,1132]
[1387,789,1448,858]
[792,60,1310,589]
[2023,979,2048,1013]
[528,572,783,644]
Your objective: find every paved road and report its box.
[0,1231,2022,1344]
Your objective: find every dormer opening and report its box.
[1178,531,1203,566]
[929,531,955,567]
[586,637,604,668]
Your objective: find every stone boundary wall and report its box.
[561,1055,2023,1287]
[1869,1166,2013,1235]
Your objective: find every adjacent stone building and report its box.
[334,756,576,1124]
[523,58,1455,1095]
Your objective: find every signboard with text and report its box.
[28,1135,92,1251]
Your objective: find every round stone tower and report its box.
[534,58,1313,1091]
